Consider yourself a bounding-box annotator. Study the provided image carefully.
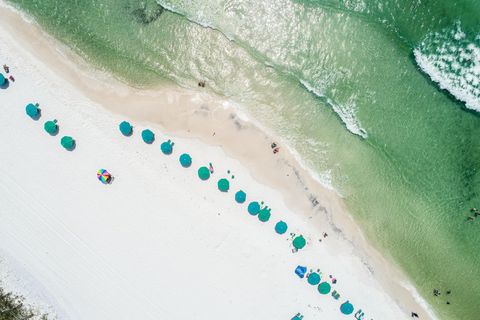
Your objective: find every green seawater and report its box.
[7,0,480,318]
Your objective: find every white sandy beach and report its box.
[0,3,436,320]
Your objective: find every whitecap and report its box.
[414,22,480,112]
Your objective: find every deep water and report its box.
[7,0,480,318]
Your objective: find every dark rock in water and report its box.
[128,0,164,25]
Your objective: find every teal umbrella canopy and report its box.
[307,272,321,286]
[141,129,155,144]
[0,73,5,86]
[198,166,210,180]
[161,140,173,155]
[179,153,192,168]
[60,136,75,150]
[26,103,39,119]
[235,190,246,203]
[258,207,271,222]
[274,221,288,234]
[119,121,132,136]
[293,235,306,250]
[217,178,229,192]
[44,120,58,135]
[340,301,354,315]
[318,282,331,294]
[247,201,260,215]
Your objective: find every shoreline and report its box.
[0,2,437,319]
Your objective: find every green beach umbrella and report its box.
[318,281,331,294]
[247,201,260,215]
[274,221,288,234]
[0,73,5,86]
[161,140,173,155]
[292,235,306,250]
[340,301,354,315]
[119,121,132,136]
[217,178,230,192]
[198,166,210,180]
[25,103,39,118]
[258,207,271,222]
[141,129,155,144]
[307,272,321,286]
[235,190,246,203]
[44,120,58,135]
[179,153,192,168]
[60,136,75,150]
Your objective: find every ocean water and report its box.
[6,0,480,318]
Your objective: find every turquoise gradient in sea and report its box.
[7,0,480,318]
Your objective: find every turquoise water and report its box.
[7,0,480,318]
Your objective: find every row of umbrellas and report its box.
[119,120,305,250]
[297,268,356,316]
[118,120,357,314]
[26,103,75,150]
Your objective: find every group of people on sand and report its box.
[3,64,15,82]
[271,142,280,154]
[466,207,480,221]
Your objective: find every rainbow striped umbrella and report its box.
[97,169,112,184]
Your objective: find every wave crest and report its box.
[414,22,480,112]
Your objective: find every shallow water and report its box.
[7,0,480,318]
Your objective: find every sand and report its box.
[0,2,436,319]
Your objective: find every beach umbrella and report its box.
[161,140,173,155]
[25,103,39,118]
[307,272,321,286]
[295,265,307,278]
[60,136,75,150]
[179,153,192,168]
[292,235,306,250]
[0,73,5,86]
[44,120,58,135]
[141,129,155,144]
[340,301,354,315]
[247,201,260,215]
[97,169,112,184]
[275,221,288,234]
[119,121,132,136]
[198,166,210,180]
[235,190,246,203]
[318,281,331,294]
[258,207,271,222]
[217,178,229,192]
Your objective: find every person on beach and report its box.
[273,147,279,154]
[209,162,214,174]
[411,312,419,318]
[8,75,14,82]
[198,80,205,87]
[3,64,9,73]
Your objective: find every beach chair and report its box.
[291,313,304,320]
[354,309,365,320]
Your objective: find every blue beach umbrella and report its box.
[217,178,230,192]
[274,221,288,234]
[235,190,246,203]
[340,301,354,315]
[179,153,192,168]
[318,281,331,295]
[141,129,155,144]
[119,121,132,136]
[198,166,211,180]
[0,73,5,86]
[258,207,271,222]
[307,272,321,286]
[25,103,39,119]
[247,201,260,215]
[293,235,306,250]
[161,140,173,155]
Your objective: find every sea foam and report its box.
[414,22,480,112]
[300,80,368,139]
